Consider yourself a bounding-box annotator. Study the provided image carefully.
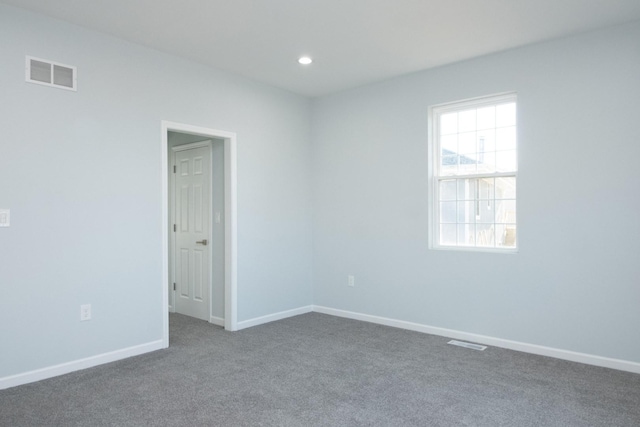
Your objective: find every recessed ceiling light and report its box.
[298,56,312,65]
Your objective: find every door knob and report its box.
[196,239,208,245]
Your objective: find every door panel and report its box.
[173,144,211,321]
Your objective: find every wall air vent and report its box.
[26,56,76,91]
[447,340,487,351]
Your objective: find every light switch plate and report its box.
[0,209,9,227]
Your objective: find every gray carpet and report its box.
[1,313,639,426]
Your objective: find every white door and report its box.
[173,143,211,321]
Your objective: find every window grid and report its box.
[430,93,517,251]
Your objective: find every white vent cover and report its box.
[26,56,76,91]
[447,340,488,351]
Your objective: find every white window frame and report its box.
[428,92,518,253]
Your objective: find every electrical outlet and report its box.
[80,304,91,321]
[347,275,355,287]
[0,209,9,227]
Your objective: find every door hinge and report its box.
[173,224,176,232]
[173,283,176,291]
[173,165,176,173]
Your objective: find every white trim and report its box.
[209,316,225,327]
[161,121,238,345]
[427,101,437,249]
[312,306,640,374]
[224,135,238,331]
[0,340,163,390]
[172,140,212,151]
[428,92,518,252]
[6,306,637,390]
[237,306,314,330]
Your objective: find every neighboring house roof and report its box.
[442,149,477,165]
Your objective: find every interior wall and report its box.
[167,132,225,321]
[311,20,640,364]
[2,1,639,384]
[0,4,313,379]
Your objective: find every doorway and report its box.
[170,139,215,321]
[161,121,238,348]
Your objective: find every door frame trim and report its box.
[161,121,238,348]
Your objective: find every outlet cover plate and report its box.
[80,304,91,321]
[0,209,9,227]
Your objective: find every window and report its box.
[429,93,517,251]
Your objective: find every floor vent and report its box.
[447,340,487,351]
[26,56,77,91]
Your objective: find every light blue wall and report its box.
[2,2,639,382]
[0,4,313,378]
[311,21,640,363]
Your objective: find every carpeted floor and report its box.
[1,312,639,426]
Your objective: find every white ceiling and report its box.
[4,0,640,97]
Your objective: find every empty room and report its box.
[1,1,639,425]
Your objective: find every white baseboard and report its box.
[209,316,225,327]
[237,305,314,330]
[6,305,637,391]
[2,305,312,390]
[0,340,165,390]
[313,306,640,374]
